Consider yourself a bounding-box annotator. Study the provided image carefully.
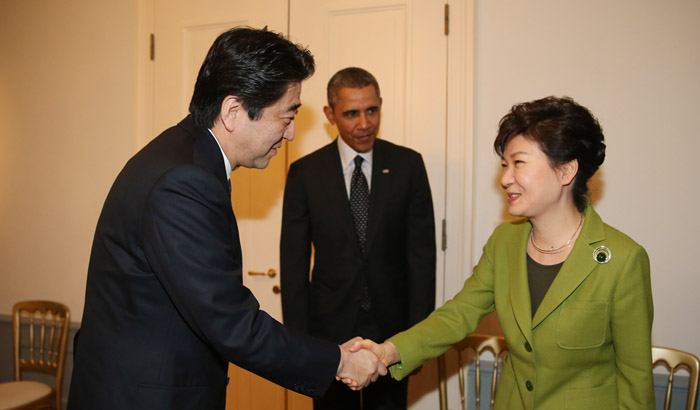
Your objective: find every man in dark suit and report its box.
[68,28,384,410]
[280,67,436,410]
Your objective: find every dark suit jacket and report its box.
[68,116,339,410]
[280,139,436,344]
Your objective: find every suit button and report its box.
[525,380,533,391]
[524,341,532,352]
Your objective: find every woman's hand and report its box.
[349,339,401,367]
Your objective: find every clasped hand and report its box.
[335,337,398,391]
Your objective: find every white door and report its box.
[287,2,449,409]
[288,0,448,203]
[149,0,451,409]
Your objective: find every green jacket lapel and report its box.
[508,223,534,343]
[532,205,607,328]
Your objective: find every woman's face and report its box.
[500,134,573,219]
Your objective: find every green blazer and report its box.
[388,204,654,410]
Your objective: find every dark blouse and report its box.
[526,254,563,317]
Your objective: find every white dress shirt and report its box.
[336,136,373,198]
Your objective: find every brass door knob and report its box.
[272,285,281,294]
[248,269,277,278]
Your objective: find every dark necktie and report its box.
[349,155,371,311]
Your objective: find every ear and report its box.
[560,159,578,186]
[219,96,242,132]
[323,105,336,125]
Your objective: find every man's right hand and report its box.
[336,337,388,390]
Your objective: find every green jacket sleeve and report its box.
[387,233,499,379]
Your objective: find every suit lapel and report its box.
[364,140,391,254]
[179,115,230,194]
[324,140,361,253]
[531,205,606,328]
[509,225,534,343]
[180,116,241,261]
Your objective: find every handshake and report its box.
[334,337,401,390]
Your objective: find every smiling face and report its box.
[226,83,301,169]
[500,134,576,220]
[323,85,382,153]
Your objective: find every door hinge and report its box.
[444,4,450,36]
[150,33,155,61]
[441,219,447,251]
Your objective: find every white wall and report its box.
[471,0,700,358]
[0,0,138,320]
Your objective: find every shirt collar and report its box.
[336,135,373,171]
[208,128,232,179]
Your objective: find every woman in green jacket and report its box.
[351,96,654,409]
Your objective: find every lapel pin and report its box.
[382,169,390,174]
[593,246,611,264]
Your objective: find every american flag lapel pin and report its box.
[382,169,390,174]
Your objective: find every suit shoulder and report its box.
[289,142,336,170]
[133,124,194,166]
[477,219,529,253]
[602,221,647,255]
[375,139,422,159]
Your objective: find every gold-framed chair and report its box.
[0,301,70,410]
[437,334,509,410]
[652,345,700,410]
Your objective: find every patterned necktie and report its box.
[349,155,371,311]
[350,155,369,252]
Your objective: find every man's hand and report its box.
[336,337,388,390]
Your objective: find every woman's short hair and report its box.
[189,26,315,128]
[494,96,606,211]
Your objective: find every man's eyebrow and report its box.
[288,103,302,112]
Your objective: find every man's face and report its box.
[324,85,382,153]
[230,83,301,169]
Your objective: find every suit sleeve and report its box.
[405,154,437,325]
[141,165,338,397]
[611,245,655,408]
[388,232,497,380]
[280,162,313,334]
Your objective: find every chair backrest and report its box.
[438,334,509,410]
[652,346,700,410]
[13,300,71,409]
